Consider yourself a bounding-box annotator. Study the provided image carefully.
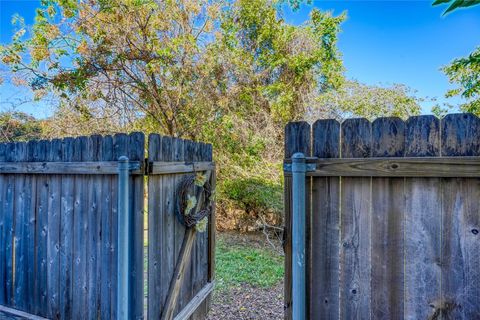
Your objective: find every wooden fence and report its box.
[284,113,480,319]
[0,133,215,320]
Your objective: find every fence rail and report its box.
[284,113,480,320]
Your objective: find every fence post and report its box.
[117,156,130,320]
[292,152,306,320]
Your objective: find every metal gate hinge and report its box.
[283,163,316,172]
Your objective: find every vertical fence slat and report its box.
[13,142,27,310]
[340,118,372,319]
[35,140,48,316]
[0,144,5,306]
[284,121,310,320]
[148,134,161,319]
[441,113,480,319]
[311,119,340,320]
[59,137,74,319]
[47,138,62,319]
[128,132,145,320]
[100,135,113,320]
[172,138,187,316]
[371,117,405,320]
[183,139,196,318]
[4,143,15,306]
[85,135,99,320]
[72,136,87,320]
[25,141,36,313]
[405,115,442,320]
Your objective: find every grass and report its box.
[215,239,284,291]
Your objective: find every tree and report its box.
[1,0,347,230]
[443,48,480,114]
[432,0,480,15]
[312,80,422,120]
[432,0,480,114]
[0,111,44,142]
[0,0,345,138]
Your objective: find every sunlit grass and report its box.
[215,239,284,291]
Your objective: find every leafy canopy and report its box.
[432,0,480,114]
[432,0,480,15]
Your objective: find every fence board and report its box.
[148,133,162,319]
[441,113,480,319]
[310,119,340,320]
[100,135,113,320]
[0,144,5,305]
[128,132,145,320]
[339,118,372,319]
[34,140,48,316]
[47,139,62,319]
[171,138,186,316]
[370,117,405,320]
[13,142,27,310]
[404,115,442,320]
[59,137,74,319]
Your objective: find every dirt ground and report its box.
[207,282,284,320]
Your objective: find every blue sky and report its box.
[1,0,480,118]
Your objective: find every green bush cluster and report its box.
[219,176,283,216]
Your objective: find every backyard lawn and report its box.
[207,232,284,319]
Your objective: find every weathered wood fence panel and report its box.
[147,134,214,320]
[0,131,215,320]
[0,133,145,319]
[284,113,480,320]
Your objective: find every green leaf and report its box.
[432,0,451,5]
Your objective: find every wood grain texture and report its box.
[405,115,440,157]
[441,113,480,319]
[340,118,372,319]
[285,121,311,158]
[404,116,442,320]
[303,157,480,177]
[371,117,405,320]
[341,118,371,158]
[128,132,145,320]
[310,119,340,320]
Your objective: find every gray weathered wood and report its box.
[59,137,74,319]
[128,132,145,320]
[310,119,340,320]
[100,135,113,320]
[441,113,480,319]
[371,117,405,320]
[404,115,442,320]
[148,161,214,175]
[13,142,28,310]
[34,140,48,316]
[174,281,215,320]
[0,161,142,175]
[405,115,440,157]
[339,118,372,319]
[148,133,162,320]
[47,138,62,319]
[72,136,87,320]
[300,157,480,177]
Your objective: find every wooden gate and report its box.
[284,114,480,319]
[0,133,215,320]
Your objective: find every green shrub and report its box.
[219,177,283,215]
